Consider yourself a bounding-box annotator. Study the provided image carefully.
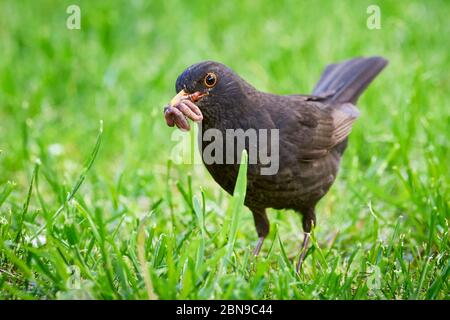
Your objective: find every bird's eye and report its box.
[204,72,217,88]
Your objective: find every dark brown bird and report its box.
[164,57,388,271]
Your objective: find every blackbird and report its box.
[164,57,388,271]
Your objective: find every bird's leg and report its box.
[254,236,265,256]
[250,208,269,256]
[296,208,316,272]
[296,232,311,273]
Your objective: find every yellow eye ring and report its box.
[204,72,217,88]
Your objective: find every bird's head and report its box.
[169,61,254,118]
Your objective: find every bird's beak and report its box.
[170,89,208,107]
[170,89,189,106]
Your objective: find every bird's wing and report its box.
[286,94,332,101]
[330,103,360,146]
[280,101,360,160]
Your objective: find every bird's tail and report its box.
[312,56,388,104]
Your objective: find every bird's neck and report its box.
[201,86,259,131]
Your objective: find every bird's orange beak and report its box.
[170,89,208,106]
[169,89,189,106]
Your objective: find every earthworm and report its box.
[164,93,204,131]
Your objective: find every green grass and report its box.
[0,0,449,299]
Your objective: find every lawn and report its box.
[0,0,448,299]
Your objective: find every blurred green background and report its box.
[0,0,448,299]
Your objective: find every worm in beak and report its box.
[164,89,204,131]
